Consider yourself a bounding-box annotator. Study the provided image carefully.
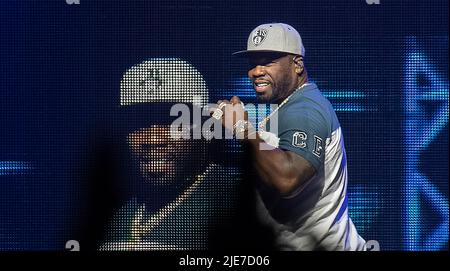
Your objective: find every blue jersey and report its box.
[256,83,366,251]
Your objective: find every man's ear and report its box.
[293,55,304,75]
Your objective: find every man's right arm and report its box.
[242,133,316,196]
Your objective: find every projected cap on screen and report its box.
[120,58,209,107]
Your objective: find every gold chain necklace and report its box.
[130,165,215,242]
[258,83,310,129]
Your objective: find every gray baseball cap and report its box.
[233,23,305,57]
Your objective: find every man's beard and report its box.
[256,92,271,103]
[256,81,293,104]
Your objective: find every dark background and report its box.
[0,0,448,250]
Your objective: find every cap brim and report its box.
[232,49,296,57]
[116,102,207,132]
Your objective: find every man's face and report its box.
[127,125,197,186]
[247,52,298,103]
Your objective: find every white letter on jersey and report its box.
[292,131,307,148]
[313,135,323,157]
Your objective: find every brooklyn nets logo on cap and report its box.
[252,28,268,46]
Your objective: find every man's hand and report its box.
[212,96,248,135]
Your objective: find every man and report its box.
[215,23,366,250]
[99,59,239,250]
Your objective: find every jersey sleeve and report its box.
[277,106,329,171]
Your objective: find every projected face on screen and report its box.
[119,58,210,194]
[126,124,199,186]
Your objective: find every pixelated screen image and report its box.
[0,0,448,251]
